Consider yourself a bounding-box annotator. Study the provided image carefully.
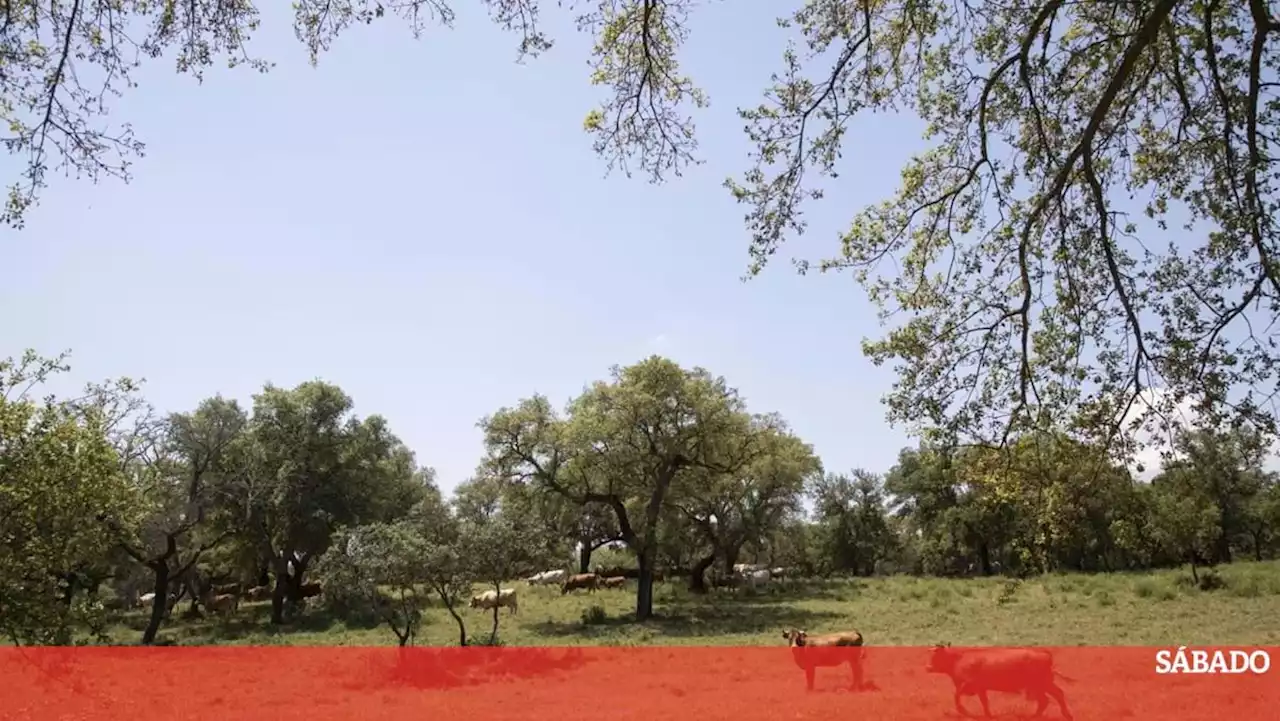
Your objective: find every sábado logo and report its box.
[1155,646,1271,674]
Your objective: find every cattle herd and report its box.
[125,561,1075,718]
[780,631,1074,718]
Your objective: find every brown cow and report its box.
[560,573,599,595]
[211,582,242,596]
[299,582,322,599]
[782,628,866,691]
[925,643,1073,720]
[205,593,239,616]
[245,585,272,602]
[601,576,627,589]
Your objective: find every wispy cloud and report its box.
[1119,387,1280,479]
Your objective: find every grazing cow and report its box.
[528,569,567,586]
[205,593,239,616]
[299,582,323,599]
[561,573,599,595]
[245,585,272,602]
[925,643,1073,720]
[601,576,627,589]
[782,628,866,691]
[470,588,519,615]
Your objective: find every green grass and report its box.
[105,560,1280,647]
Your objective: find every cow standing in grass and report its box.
[471,588,518,615]
[925,643,1073,719]
[782,628,866,691]
[561,573,599,595]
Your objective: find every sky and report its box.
[2,3,1213,494]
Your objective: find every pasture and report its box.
[106,560,1280,647]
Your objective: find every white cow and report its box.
[470,588,519,615]
[527,569,567,586]
[137,591,156,608]
[733,563,768,575]
[743,569,772,589]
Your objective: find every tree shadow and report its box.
[116,601,383,644]
[529,603,845,640]
[343,647,593,690]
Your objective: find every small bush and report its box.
[1133,579,1158,598]
[581,604,608,625]
[1197,569,1227,592]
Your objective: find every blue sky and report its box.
[3,3,933,495]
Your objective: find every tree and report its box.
[812,470,895,577]
[100,397,244,644]
[221,380,428,624]
[481,356,760,621]
[672,419,818,591]
[457,511,545,644]
[0,351,137,644]
[1149,479,1223,585]
[1162,427,1272,563]
[314,521,431,647]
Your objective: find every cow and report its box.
[205,593,239,616]
[782,628,866,691]
[470,588,519,615]
[733,563,768,575]
[743,569,772,589]
[561,573,599,595]
[299,582,323,599]
[925,643,1073,719]
[527,569,567,586]
[245,585,272,602]
[601,576,627,589]
[211,582,242,596]
[137,591,156,608]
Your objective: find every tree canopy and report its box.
[9,0,1279,469]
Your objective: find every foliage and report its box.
[313,521,431,646]
[480,356,764,619]
[0,351,137,644]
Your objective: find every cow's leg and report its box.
[976,690,993,717]
[1031,690,1050,717]
[953,691,969,716]
[848,658,864,691]
[1045,684,1073,720]
[804,667,816,692]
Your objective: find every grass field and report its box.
[107,560,1280,647]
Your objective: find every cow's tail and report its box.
[1053,671,1076,684]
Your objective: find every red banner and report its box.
[3,645,1277,720]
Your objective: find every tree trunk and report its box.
[141,563,171,645]
[1215,534,1232,564]
[489,587,501,645]
[270,556,289,625]
[688,553,715,594]
[446,605,468,646]
[635,547,657,621]
[578,542,593,574]
[978,542,992,576]
[722,546,740,576]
